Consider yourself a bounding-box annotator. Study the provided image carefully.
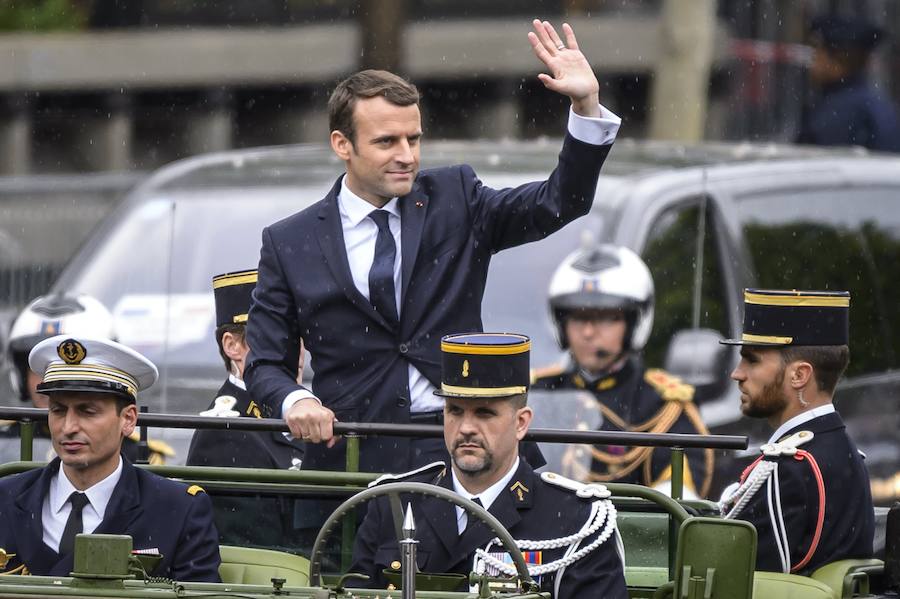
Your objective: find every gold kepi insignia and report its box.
[57,339,86,365]
[462,360,470,378]
[509,481,529,502]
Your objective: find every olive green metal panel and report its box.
[809,558,884,599]
[625,566,670,590]
[752,572,835,599]
[219,545,310,586]
[674,517,756,599]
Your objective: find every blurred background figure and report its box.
[797,13,900,152]
[3,294,174,464]
[532,245,714,498]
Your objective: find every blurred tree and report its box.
[0,0,88,31]
[359,0,406,72]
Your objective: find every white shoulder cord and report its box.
[474,498,618,578]
[719,460,777,519]
[768,466,791,573]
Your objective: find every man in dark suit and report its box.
[718,289,874,574]
[245,19,621,474]
[0,335,220,581]
[350,333,627,599]
[186,269,304,548]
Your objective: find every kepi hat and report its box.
[721,289,850,347]
[29,335,158,402]
[435,333,530,398]
[213,269,257,327]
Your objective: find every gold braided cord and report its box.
[0,564,27,576]
[589,401,683,466]
[681,401,716,498]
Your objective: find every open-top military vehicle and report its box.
[0,406,895,599]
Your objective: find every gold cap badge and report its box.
[57,339,86,365]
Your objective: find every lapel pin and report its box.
[415,200,424,208]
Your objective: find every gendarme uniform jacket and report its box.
[531,357,714,497]
[720,410,874,575]
[186,377,304,548]
[0,457,220,581]
[349,459,628,599]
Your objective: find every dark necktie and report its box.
[367,209,399,324]
[463,497,484,535]
[59,492,90,555]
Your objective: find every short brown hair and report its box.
[215,323,246,373]
[780,345,850,394]
[328,69,419,143]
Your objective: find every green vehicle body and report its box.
[0,411,889,599]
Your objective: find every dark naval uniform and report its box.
[531,357,713,497]
[720,411,873,574]
[186,377,304,548]
[350,460,627,599]
[0,457,221,581]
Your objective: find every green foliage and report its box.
[744,221,899,377]
[642,201,729,369]
[0,0,88,32]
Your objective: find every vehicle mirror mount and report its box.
[663,328,731,402]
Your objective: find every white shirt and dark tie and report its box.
[41,457,122,553]
[281,106,623,418]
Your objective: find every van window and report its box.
[641,197,730,369]
[736,187,900,377]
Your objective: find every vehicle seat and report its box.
[218,545,310,586]
[752,572,834,599]
[809,558,884,599]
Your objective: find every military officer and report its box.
[185,269,304,548]
[0,335,221,581]
[3,294,175,465]
[531,245,713,497]
[186,269,303,470]
[350,333,627,599]
[718,289,874,574]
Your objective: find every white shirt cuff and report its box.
[567,104,621,146]
[282,389,321,418]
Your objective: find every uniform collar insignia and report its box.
[595,376,616,391]
[246,400,262,418]
[509,480,529,502]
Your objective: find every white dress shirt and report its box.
[452,457,520,534]
[767,404,836,445]
[282,104,622,417]
[42,457,123,553]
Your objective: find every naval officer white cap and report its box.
[28,335,158,402]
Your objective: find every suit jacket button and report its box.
[397,398,408,408]
[399,343,409,354]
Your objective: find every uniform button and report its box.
[397,397,408,408]
[399,343,409,354]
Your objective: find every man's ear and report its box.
[788,361,814,390]
[222,331,247,362]
[120,404,138,438]
[331,130,353,161]
[515,406,533,441]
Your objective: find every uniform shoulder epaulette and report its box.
[530,363,566,385]
[644,368,694,402]
[199,395,240,418]
[187,484,206,496]
[367,461,446,488]
[761,430,814,456]
[540,471,611,499]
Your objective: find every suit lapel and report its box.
[315,177,395,332]
[398,184,428,309]
[12,462,62,575]
[94,459,143,538]
[418,470,462,560]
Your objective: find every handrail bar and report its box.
[0,406,748,450]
